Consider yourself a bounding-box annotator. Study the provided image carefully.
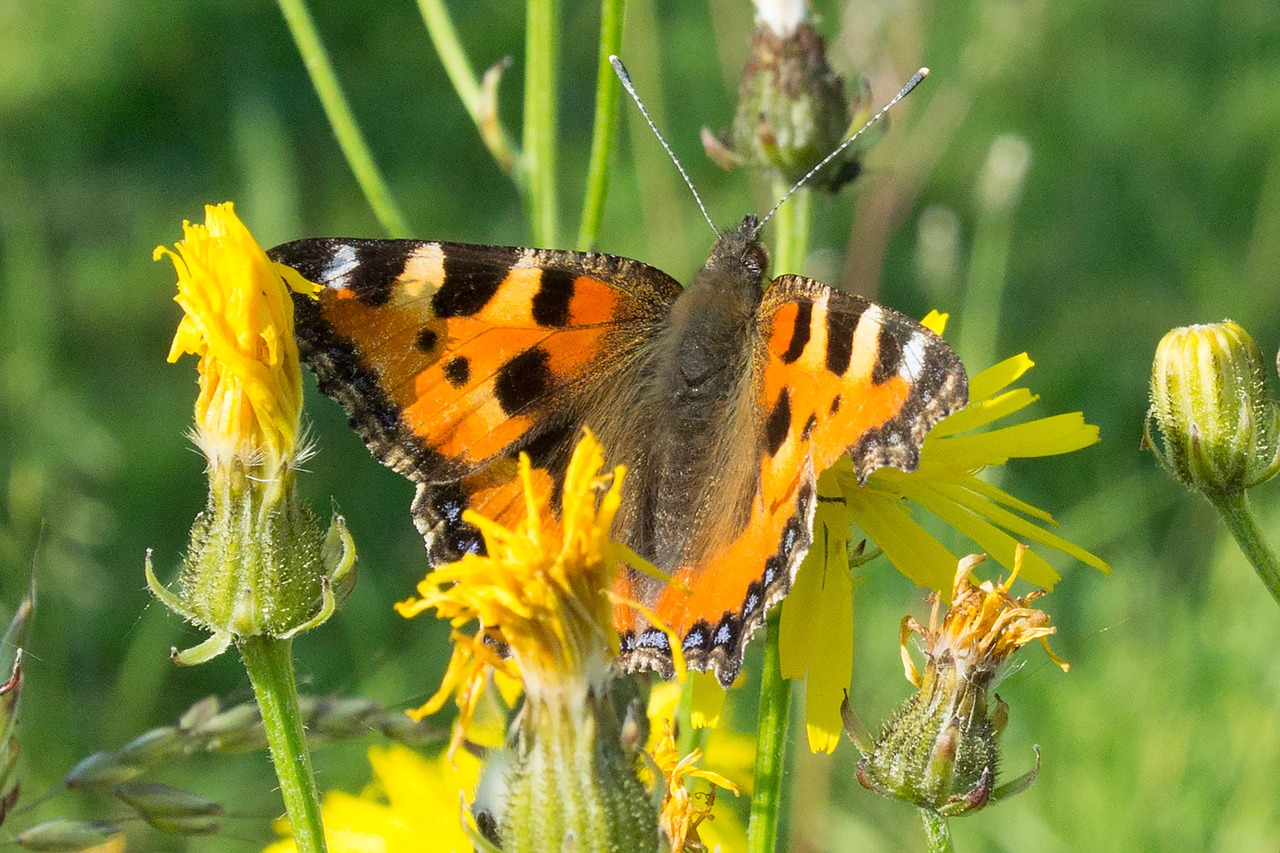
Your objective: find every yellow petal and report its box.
[968,352,1035,401]
[803,556,853,754]
[690,671,728,729]
[842,487,956,591]
[927,388,1039,438]
[926,413,1100,468]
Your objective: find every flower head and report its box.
[702,2,872,191]
[846,547,1060,817]
[399,432,663,852]
[148,203,352,664]
[158,202,321,478]
[651,720,741,853]
[262,744,481,853]
[781,317,1105,751]
[398,430,653,728]
[1146,321,1280,501]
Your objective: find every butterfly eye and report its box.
[744,242,769,278]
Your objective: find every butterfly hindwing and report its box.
[271,238,681,561]
[616,272,967,683]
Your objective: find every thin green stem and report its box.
[748,611,792,853]
[920,809,955,853]
[239,635,326,853]
[415,0,518,174]
[275,0,409,238]
[576,0,626,251]
[1210,490,1280,608]
[523,0,561,246]
[770,182,812,275]
[956,205,1014,374]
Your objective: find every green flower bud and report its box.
[702,16,873,191]
[1146,321,1280,500]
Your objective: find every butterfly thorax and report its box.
[620,217,770,569]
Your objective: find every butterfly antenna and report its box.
[611,55,719,236]
[759,67,931,229]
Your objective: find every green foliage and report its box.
[3,0,1280,848]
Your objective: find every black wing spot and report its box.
[871,325,904,385]
[532,269,576,327]
[443,356,471,387]
[432,246,520,317]
[765,387,791,456]
[494,347,552,416]
[801,412,818,441]
[781,302,812,364]
[830,394,842,415]
[415,328,439,353]
[825,306,866,375]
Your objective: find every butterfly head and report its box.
[698,214,770,294]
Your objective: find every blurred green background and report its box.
[3,0,1279,849]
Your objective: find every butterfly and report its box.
[269,214,967,686]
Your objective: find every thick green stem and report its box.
[1210,490,1280,608]
[523,0,561,246]
[920,808,955,853]
[276,0,409,237]
[747,611,792,853]
[240,636,326,853]
[576,0,626,251]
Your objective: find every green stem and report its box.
[770,182,811,274]
[276,0,409,237]
[415,0,518,174]
[576,0,626,251]
[1210,490,1280,608]
[745,179,814,853]
[523,0,561,246]
[956,205,1014,374]
[239,636,326,853]
[747,611,792,853]
[919,808,955,853]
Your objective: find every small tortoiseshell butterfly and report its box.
[269,213,967,686]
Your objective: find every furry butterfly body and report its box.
[271,215,966,685]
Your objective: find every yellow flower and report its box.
[263,744,480,853]
[397,432,668,851]
[148,203,351,664]
[901,546,1067,689]
[651,719,742,853]
[158,201,320,476]
[398,431,676,734]
[781,313,1106,751]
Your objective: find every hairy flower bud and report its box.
[702,13,872,191]
[1146,321,1280,500]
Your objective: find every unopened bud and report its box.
[1146,321,1280,500]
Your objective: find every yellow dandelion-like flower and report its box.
[262,744,481,853]
[158,202,321,476]
[148,203,351,664]
[781,312,1105,751]
[396,430,677,739]
[651,720,741,853]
